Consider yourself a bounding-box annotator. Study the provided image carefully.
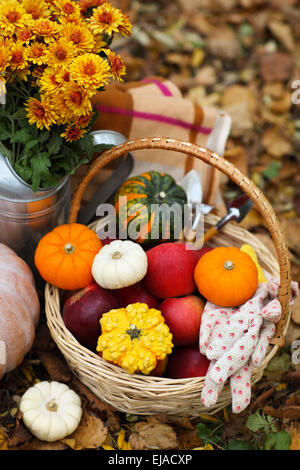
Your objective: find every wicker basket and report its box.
[45,137,292,418]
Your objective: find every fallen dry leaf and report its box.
[36,351,72,383]
[224,145,248,174]
[62,408,108,450]
[128,417,178,450]
[291,294,300,325]
[18,440,68,450]
[285,321,300,347]
[207,26,242,60]
[258,52,294,82]
[263,405,300,420]
[288,425,300,450]
[280,217,300,256]
[262,126,293,158]
[268,19,295,52]
[221,85,258,136]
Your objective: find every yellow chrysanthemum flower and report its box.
[29,18,61,42]
[38,67,63,94]
[70,53,111,90]
[52,0,81,17]
[119,13,132,37]
[0,45,12,74]
[22,0,50,20]
[61,124,87,142]
[0,0,31,37]
[61,22,95,53]
[61,81,92,116]
[27,41,48,66]
[105,50,126,82]
[46,37,76,70]
[9,41,29,71]
[88,3,124,36]
[91,33,109,53]
[25,96,58,130]
[48,92,71,124]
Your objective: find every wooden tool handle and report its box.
[203,226,219,244]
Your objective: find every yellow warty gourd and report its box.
[97,303,173,375]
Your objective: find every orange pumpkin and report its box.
[194,246,258,307]
[34,223,102,290]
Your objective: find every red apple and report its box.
[62,282,120,350]
[115,281,159,309]
[160,295,205,346]
[166,344,210,379]
[144,242,204,299]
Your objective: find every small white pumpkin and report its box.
[20,381,82,442]
[92,239,148,289]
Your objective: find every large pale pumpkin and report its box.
[0,244,40,380]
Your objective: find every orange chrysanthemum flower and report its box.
[25,96,58,130]
[9,41,29,71]
[105,50,126,82]
[29,18,61,42]
[88,3,124,36]
[28,42,48,66]
[79,0,105,15]
[46,37,76,70]
[31,64,47,79]
[22,0,50,20]
[61,22,95,53]
[70,53,110,90]
[61,124,87,142]
[61,81,92,116]
[75,111,94,128]
[16,25,35,43]
[0,0,31,37]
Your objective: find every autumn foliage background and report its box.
[0,0,300,451]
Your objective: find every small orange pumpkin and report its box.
[34,223,102,290]
[194,246,258,307]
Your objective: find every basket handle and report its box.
[68,136,291,347]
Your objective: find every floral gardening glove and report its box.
[200,273,298,413]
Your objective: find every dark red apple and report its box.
[62,282,120,350]
[100,237,118,246]
[149,357,168,377]
[166,344,210,379]
[116,281,159,309]
[144,242,205,299]
[160,295,205,346]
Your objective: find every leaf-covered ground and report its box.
[1,0,300,451]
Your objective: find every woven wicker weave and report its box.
[45,137,291,418]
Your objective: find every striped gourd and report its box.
[114,171,187,246]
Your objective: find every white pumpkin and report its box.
[92,239,148,289]
[20,381,82,442]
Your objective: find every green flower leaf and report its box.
[10,128,33,145]
[226,439,254,450]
